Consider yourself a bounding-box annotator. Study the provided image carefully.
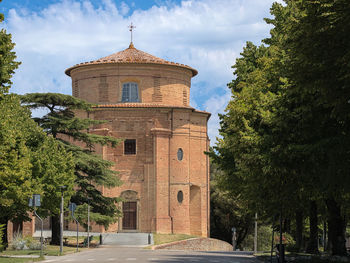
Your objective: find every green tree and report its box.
[71,203,121,232]
[0,0,20,95]
[0,95,40,247]
[0,95,75,248]
[0,224,4,251]
[213,0,350,256]
[20,93,123,245]
[265,0,350,254]
[31,136,75,219]
[210,162,254,248]
[211,41,287,217]
[0,6,76,248]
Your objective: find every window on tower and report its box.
[122,82,139,102]
[124,139,136,155]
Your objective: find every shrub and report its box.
[24,236,42,250]
[28,241,42,250]
[11,233,42,250]
[12,232,28,250]
[0,224,4,252]
[241,225,273,251]
[241,225,296,252]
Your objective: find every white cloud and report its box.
[203,88,232,142]
[120,2,130,16]
[5,0,277,143]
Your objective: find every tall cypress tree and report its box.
[21,93,123,244]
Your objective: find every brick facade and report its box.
[7,215,35,242]
[66,43,211,237]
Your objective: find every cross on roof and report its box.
[128,22,136,44]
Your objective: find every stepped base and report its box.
[102,233,153,246]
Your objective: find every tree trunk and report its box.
[50,214,60,245]
[283,218,291,233]
[323,221,327,251]
[326,198,346,256]
[295,209,303,252]
[306,201,318,254]
[0,216,9,250]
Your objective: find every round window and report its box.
[177,148,183,161]
[177,191,183,203]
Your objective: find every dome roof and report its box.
[65,43,198,77]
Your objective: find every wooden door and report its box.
[122,201,137,230]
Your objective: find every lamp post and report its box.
[29,194,43,257]
[231,227,236,251]
[87,197,91,249]
[254,213,258,254]
[59,186,66,255]
[69,202,79,252]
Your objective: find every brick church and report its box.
[65,40,211,237]
[8,39,210,239]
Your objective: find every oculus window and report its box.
[177,148,183,161]
[122,82,139,102]
[124,139,136,155]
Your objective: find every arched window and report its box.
[122,82,139,102]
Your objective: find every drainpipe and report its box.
[206,121,210,237]
[169,109,174,234]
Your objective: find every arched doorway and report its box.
[190,185,202,236]
[120,190,139,231]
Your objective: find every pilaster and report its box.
[151,128,172,233]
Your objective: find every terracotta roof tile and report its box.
[94,103,193,109]
[92,103,211,116]
[65,43,198,77]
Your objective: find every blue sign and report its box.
[69,203,77,212]
[33,194,41,207]
[29,194,41,207]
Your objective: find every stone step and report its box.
[101,233,153,246]
[33,231,153,246]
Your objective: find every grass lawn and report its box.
[0,236,98,262]
[152,233,196,246]
[1,245,86,257]
[0,257,42,263]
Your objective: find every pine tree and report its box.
[21,93,122,244]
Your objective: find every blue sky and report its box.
[1,0,281,143]
[0,0,171,15]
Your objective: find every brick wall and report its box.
[67,60,210,237]
[70,64,192,107]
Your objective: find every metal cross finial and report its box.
[128,22,136,44]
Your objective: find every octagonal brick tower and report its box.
[65,43,210,237]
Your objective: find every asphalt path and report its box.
[42,246,259,263]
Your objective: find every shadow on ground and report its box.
[150,251,257,263]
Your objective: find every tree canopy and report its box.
[0,6,76,248]
[212,0,350,256]
[21,92,123,243]
[0,94,75,247]
[0,1,20,94]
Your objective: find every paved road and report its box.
[42,246,258,263]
